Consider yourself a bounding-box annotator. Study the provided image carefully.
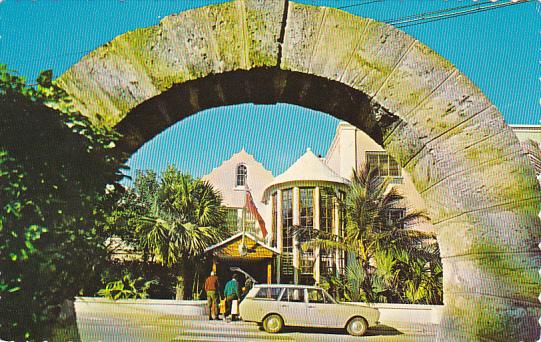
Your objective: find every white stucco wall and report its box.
[202,149,274,239]
[511,124,541,145]
[325,122,434,233]
[324,122,541,234]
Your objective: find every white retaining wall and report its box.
[75,297,208,316]
[351,303,443,325]
[75,297,442,325]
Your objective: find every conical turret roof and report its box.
[262,148,349,202]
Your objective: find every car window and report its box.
[280,288,305,303]
[323,290,336,304]
[254,287,282,300]
[307,289,329,304]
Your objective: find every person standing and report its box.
[242,277,254,300]
[223,274,240,321]
[204,271,220,320]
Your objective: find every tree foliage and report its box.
[0,65,124,340]
[103,167,229,299]
[300,164,443,304]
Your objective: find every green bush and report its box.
[98,274,158,300]
[0,65,124,340]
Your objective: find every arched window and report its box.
[236,164,247,187]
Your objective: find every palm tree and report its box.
[297,163,441,303]
[137,166,228,299]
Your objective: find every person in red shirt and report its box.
[204,271,220,320]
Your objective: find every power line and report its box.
[393,0,529,28]
[384,0,495,24]
[337,0,384,10]
[8,0,528,64]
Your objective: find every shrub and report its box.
[97,274,157,300]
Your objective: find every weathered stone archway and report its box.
[56,1,540,340]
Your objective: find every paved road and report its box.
[76,305,436,341]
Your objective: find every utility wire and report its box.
[9,0,528,63]
[394,0,528,28]
[384,0,495,24]
[337,0,384,10]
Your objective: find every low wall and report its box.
[74,297,442,325]
[75,297,209,316]
[351,302,443,325]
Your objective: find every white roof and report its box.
[262,148,349,202]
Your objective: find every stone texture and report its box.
[243,0,286,67]
[56,2,541,340]
[439,292,540,341]
[436,200,541,258]
[442,246,540,301]
[373,41,456,117]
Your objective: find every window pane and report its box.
[366,152,402,179]
[300,249,315,275]
[281,189,294,276]
[388,208,405,229]
[389,157,401,177]
[379,154,389,177]
[307,289,326,303]
[255,287,282,300]
[271,194,277,247]
[282,288,305,302]
[320,249,335,278]
[236,164,247,186]
[245,210,257,235]
[300,188,314,230]
[319,188,333,234]
[300,188,315,276]
[367,153,378,167]
[226,208,239,231]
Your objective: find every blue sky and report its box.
[0,0,539,179]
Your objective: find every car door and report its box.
[278,287,308,327]
[306,288,342,328]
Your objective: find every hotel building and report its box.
[203,123,541,285]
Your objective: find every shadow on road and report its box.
[272,325,403,337]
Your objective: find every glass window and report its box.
[299,188,315,275]
[319,188,336,278]
[299,188,314,229]
[280,288,305,303]
[387,208,406,229]
[244,210,258,235]
[255,287,283,300]
[320,187,333,235]
[307,289,334,304]
[271,193,277,247]
[281,189,293,276]
[226,208,240,231]
[366,151,402,183]
[236,164,247,187]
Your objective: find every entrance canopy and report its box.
[204,232,279,259]
[205,232,279,284]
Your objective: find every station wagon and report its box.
[239,284,380,336]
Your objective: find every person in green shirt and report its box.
[223,274,240,320]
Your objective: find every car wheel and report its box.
[346,316,368,336]
[263,314,284,333]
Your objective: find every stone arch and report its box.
[56,1,541,340]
